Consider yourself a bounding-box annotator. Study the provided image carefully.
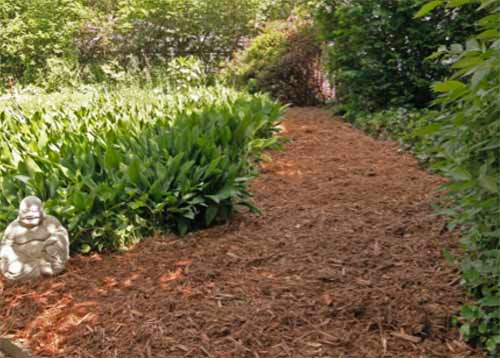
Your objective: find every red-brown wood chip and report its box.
[0,108,482,357]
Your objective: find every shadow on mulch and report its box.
[0,108,481,357]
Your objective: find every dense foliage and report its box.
[226,19,325,106]
[0,0,83,84]
[316,0,480,118]
[417,1,500,353]
[114,0,261,67]
[0,87,284,253]
[0,0,306,87]
[164,56,208,91]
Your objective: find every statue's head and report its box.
[18,196,44,228]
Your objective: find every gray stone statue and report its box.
[0,196,69,281]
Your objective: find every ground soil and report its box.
[1,108,481,358]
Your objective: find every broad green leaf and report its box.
[479,175,498,193]
[480,295,500,307]
[447,0,475,7]
[476,29,499,40]
[433,80,466,92]
[127,158,142,185]
[104,147,121,170]
[414,0,443,18]
[414,122,442,136]
[447,167,472,181]
[80,244,92,254]
[205,206,218,225]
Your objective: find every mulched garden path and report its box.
[1,108,480,358]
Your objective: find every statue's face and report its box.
[18,196,44,228]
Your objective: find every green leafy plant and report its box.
[43,57,81,92]
[353,108,440,163]
[315,0,480,118]
[226,19,325,106]
[165,56,208,91]
[0,0,84,84]
[0,86,284,253]
[0,0,304,88]
[414,0,500,354]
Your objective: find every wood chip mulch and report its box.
[0,108,481,357]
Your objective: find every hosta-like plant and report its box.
[0,86,284,253]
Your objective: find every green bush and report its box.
[415,0,500,353]
[316,0,480,118]
[229,22,288,81]
[226,19,325,106]
[165,56,208,91]
[43,58,81,92]
[353,108,439,163]
[0,0,303,87]
[0,0,84,84]
[115,0,278,68]
[0,86,284,253]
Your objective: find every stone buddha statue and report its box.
[0,196,70,281]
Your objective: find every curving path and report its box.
[1,108,478,357]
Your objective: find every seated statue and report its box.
[0,196,70,281]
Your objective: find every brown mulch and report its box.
[0,107,480,358]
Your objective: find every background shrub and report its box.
[226,19,326,106]
[0,0,307,88]
[0,0,84,84]
[315,0,480,118]
[415,1,500,352]
[0,87,284,253]
[165,56,208,92]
